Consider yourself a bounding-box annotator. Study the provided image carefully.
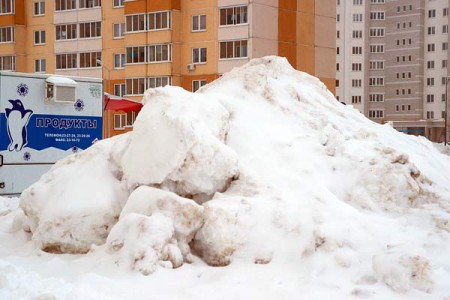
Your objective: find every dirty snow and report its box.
[1,56,450,299]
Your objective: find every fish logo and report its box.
[5,99,33,152]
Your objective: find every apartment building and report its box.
[336,0,450,142]
[0,0,336,137]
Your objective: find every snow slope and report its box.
[1,56,450,299]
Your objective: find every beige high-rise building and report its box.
[337,0,450,142]
[0,0,336,137]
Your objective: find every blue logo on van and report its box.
[5,99,33,152]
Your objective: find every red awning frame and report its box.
[103,93,143,113]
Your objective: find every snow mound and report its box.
[13,56,450,297]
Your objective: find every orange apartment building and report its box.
[0,0,336,137]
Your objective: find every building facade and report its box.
[336,0,450,142]
[0,0,336,137]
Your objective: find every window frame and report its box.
[192,47,207,64]
[34,58,46,73]
[219,40,248,60]
[192,79,207,92]
[34,30,46,45]
[192,14,206,32]
[33,1,45,16]
[219,6,248,26]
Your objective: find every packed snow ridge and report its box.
[13,56,450,295]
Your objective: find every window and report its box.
[56,24,77,40]
[220,6,247,26]
[0,0,14,14]
[428,9,436,18]
[427,94,434,103]
[370,0,384,3]
[113,111,137,128]
[219,40,247,59]
[444,8,449,16]
[79,0,101,8]
[126,14,146,32]
[0,55,15,71]
[34,1,45,15]
[369,110,384,118]
[351,96,361,104]
[0,26,14,43]
[192,80,207,92]
[443,25,448,34]
[369,44,384,53]
[113,23,125,38]
[114,53,126,68]
[352,13,362,22]
[79,52,101,68]
[126,11,171,32]
[79,21,101,38]
[427,26,435,35]
[126,46,146,63]
[427,78,434,86]
[148,11,171,30]
[427,44,435,52]
[113,0,123,7]
[192,15,206,31]
[443,42,448,51]
[426,111,434,119]
[443,60,448,68]
[369,93,384,102]
[370,11,385,20]
[352,79,362,87]
[352,46,362,54]
[147,44,171,62]
[114,83,125,97]
[427,61,435,69]
[352,63,362,71]
[353,0,362,5]
[352,30,362,38]
[55,0,76,11]
[125,111,136,127]
[56,53,77,69]
[125,76,171,95]
[336,14,340,22]
[114,113,126,130]
[34,30,45,45]
[369,60,384,70]
[34,59,46,73]
[369,28,385,37]
[192,47,207,64]
[369,77,384,86]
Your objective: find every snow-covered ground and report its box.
[1,56,450,299]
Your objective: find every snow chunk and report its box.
[121,86,239,200]
[121,186,204,261]
[372,245,434,293]
[20,138,129,253]
[106,213,183,275]
[0,196,19,217]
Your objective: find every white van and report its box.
[0,72,103,195]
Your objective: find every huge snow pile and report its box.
[3,56,450,298]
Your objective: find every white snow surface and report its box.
[1,56,450,299]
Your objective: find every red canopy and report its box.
[103,94,143,113]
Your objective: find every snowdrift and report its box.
[15,56,450,296]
